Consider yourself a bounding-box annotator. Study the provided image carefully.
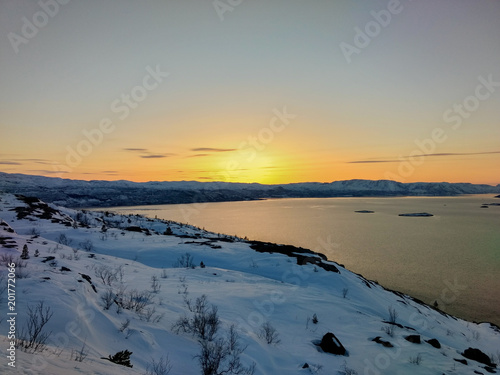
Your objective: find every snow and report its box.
[0,192,498,375]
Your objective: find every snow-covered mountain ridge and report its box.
[0,193,499,374]
[1,172,499,208]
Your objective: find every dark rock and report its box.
[60,266,71,272]
[404,335,421,344]
[319,332,346,356]
[484,367,496,374]
[41,256,56,263]
[462,348,496,367]
[425,338,441,349]
[454,358,468,365]
[302,363,309,369]
[474,370,484,375]
[125,226,143,233]
[399,212,433,217]
[372,336,393,348]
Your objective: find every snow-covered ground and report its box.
[0,193,498,374]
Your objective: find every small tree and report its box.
[34,249,40,257]
[21,244,30,259]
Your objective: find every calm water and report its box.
[107,195,500,325]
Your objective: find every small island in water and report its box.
[399,212,434,217]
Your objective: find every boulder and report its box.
[462,348,496,367]
[425,338,441,349]
[372,336,393,348]
[405,335,421,344]
[319,332,346,356]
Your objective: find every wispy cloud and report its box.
[123,148,175,159]
[0,161,22,165]
[187,153,210,158]
[191,148,237,152]
[123,148,148,152]
[140,154,171,159]
[28,169,70,174]
[348,151,500,164]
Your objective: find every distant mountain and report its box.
[0,172,499,208]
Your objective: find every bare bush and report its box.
[71,340,89,362]
[79,239,94,252]
[119,318,131,333]
[116,289,153,313]
[57,233,72,246]
[342,287,349,298]
[173,295,220,341]
[173,253,195,268]
[258,321,281,345]
[145,355,172,375]
[409,354,422,365]
[0,253,15,266]
[197,325,255,375]
[388,307,398,324]
[17,301,53,353]
[101,289,115,310]
[94,265,119,286]
[383,325,395,337]
[151,275,161,293]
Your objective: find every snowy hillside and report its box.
[0,193,499,375]
[1,172,499,208]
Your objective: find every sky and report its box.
[0,0,499,185]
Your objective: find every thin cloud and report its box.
[0,161,22,165]
[140,154,171,159]
[348,150,500,164]
[191,148,237,152]
[123,148,148,152]
[187,153,210,158]
[28,169,70,174]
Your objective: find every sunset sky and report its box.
[1,0,499,185]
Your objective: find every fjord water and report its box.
[109,195,500,325]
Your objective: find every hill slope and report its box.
[0,193,499,374]
[1,172,499,207]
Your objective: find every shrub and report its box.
[312,313,318,324]
[17,301,53,353]
[107,349,133,368]
[409,354,422,365]
[57,233,72,246]
[145,355,172,375]
[173,253,195,268]
[173,295,220,341]
[72,340,89,362]
[101,289,115,310]
[342,287,349,298]
[151,275,161,293]
[196,325,255,375]
[258,321,281,345]
[79,239,94,252]
[388,307,398,324]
